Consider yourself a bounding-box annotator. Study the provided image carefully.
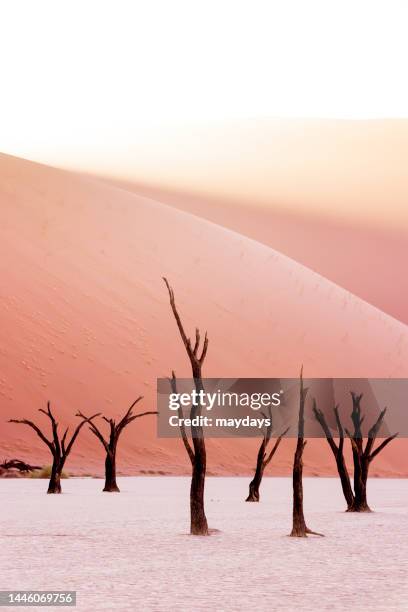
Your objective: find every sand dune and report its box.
[92,117,408,324]
[0,153,407,476]
[107,181,408,325]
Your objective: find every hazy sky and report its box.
[1,0,408,163]
[1,1,408,229]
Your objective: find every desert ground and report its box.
[1,476,407,611]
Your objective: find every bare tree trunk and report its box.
[345,392,397,512]
[164,278,209,535]
[290,371,323,537]
[336,453,355,510]
[246,468,264,502]
[103,450,120,492]
[349,482,369,512]
[246,440,265,502]
[347,393,371,512]
[348,455,370,512]
[313,401,355,510]
[47,458,62,494]
[189,376,208,535]
[245,410,288,503]
[190,437,208,534]
[347,451,370,512]
[291,436,307,536]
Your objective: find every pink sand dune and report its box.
[110,181,408,326]
[0,153,407,476]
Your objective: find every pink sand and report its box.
[0,153,407,476]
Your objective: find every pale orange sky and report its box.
[1,2,408,229]
[91,118,408,230]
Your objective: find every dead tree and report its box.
[78,398,157,492]
[312,400,355,510]
[1,459,42,473]
[290,370,323,537]
[163,277,209,535]
[9,403,99,493]
[246,406,289,502]
[169,372,195,464]
[344,392,398,512]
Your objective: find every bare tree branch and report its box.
[163,277,208,374]
[64,412,100,458]
[163,277,192,357]
[350,392,364,438]
[193,328,200,356]
[9,406,100,494]
[263,426,290,467]
[333,405,345,453]
[169,371,195,464]
[8,418,54,452]
[39,402,61,457]
[345,428,359,452]
[116,396,143,431]
[199,332,209,365]
[76,411,109,452]
[369,433,398,461]
[312,399,338,456]
[61,427,69,456]
[364,408,387,458]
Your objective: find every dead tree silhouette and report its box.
[78,398,157,492]
[163,277,209,535]
[312,401,354,510]
[169,372,195,463]
[246,406,289,502]
[9,403,99,493]
[290,370,323,537]
[313,393,398,512]
[1,459,42,473]
[345,393,398,512]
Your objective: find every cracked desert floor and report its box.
[1,476,407,611]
